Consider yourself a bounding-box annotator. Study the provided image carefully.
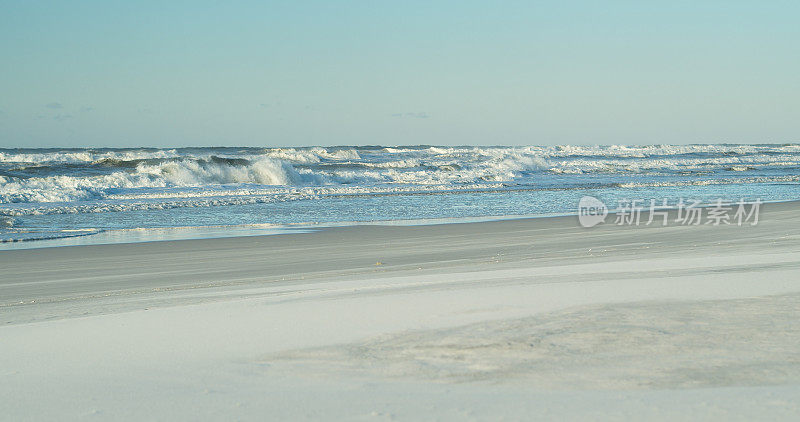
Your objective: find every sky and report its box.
[1,0,799,147]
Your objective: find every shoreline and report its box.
[1,197,791,251]
[0,212,575,251]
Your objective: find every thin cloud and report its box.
[45,102,63,109]
[392,112,430,119]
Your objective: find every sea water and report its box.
[1,144,798,247]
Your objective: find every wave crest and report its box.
[135,157,306,186]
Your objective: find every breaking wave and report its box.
[0,157,312,203]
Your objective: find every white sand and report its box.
[2,202,800,420]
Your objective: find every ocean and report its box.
[1,144,798,247]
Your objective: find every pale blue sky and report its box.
[1,1,798,147]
